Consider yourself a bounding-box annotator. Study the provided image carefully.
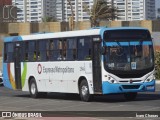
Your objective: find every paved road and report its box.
[0,83,160,120]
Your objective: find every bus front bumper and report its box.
[102,80,155,94]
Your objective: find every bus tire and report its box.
[79,79,92,102]
[29,78,40,98]
[124,92,137,101]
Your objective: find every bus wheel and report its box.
[79,80,92,102]
[124,92,137,101]
[29,78,39,98]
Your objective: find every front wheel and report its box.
[79,80,92,102]
[124,92,137,101]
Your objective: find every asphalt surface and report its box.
[0,83,160,120]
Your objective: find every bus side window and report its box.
[25,42,28,61]
[38,40,47,61]
[49,40,56,61]
[77,37,92,60]
[28,41,36,61]
[4,43,14,62]
[57,40,63,60]
[46,39,59,61]
[66,38,77,60]
[63,40,67,60]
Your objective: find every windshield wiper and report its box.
[115,40,122,47]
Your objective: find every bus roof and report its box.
[4,27,149,42]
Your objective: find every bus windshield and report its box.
[104,30,154,78]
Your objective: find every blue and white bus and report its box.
[2,27,155,101]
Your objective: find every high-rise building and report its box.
[12,0,41,22]
[53,0,64,22]
[52,0,92,22]
[12,0,156,23]
[56,0,156,22]
[62,0,93,22]
[42,0,57,20]
[107,0,156,21]
[12,0,57,22]
[155,0,160,19]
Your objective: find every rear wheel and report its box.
[124,92,137,101]
[79,79,92,102]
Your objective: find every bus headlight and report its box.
[145,74,155,82]
[108,76,118,83]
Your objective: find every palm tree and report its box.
[84,0,117,27]
[67,0,75,30]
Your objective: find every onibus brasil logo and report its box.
[3,5,17,22]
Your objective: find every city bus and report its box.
[2,27,155,102]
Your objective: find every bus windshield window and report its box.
[105,42,154,71]
[104,30,154,74]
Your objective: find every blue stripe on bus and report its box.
[3,63,12,89]
[105,42,129,46]
[102,80,155,94]
[4,36,23,42]
[130,41,152,45]
[105,41,152,46]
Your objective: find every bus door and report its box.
[14,42,22,90]
[92,40,102,93]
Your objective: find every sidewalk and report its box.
[156,80,160,84]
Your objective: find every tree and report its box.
[84,0,117,27]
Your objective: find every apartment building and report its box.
[54,0,64,22]
[12,0,56,22]
[53,0,93,22]
[57,0,156,22]
[107,0,156,21]
[155,0,160,19]
[12,0,156,22]
[42,0,57,20]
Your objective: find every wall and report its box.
[0,20,160,35]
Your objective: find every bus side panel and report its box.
[62,61,93,94]
[22,62,47,92]
[3,63,16,90]
[21,61,94,94]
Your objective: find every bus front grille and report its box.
[122,85,140,89]
[119,80,142,84]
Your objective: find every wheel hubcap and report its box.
[31,83,36,94]
[81,85,88,96]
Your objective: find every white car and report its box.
[0,70,3,85]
